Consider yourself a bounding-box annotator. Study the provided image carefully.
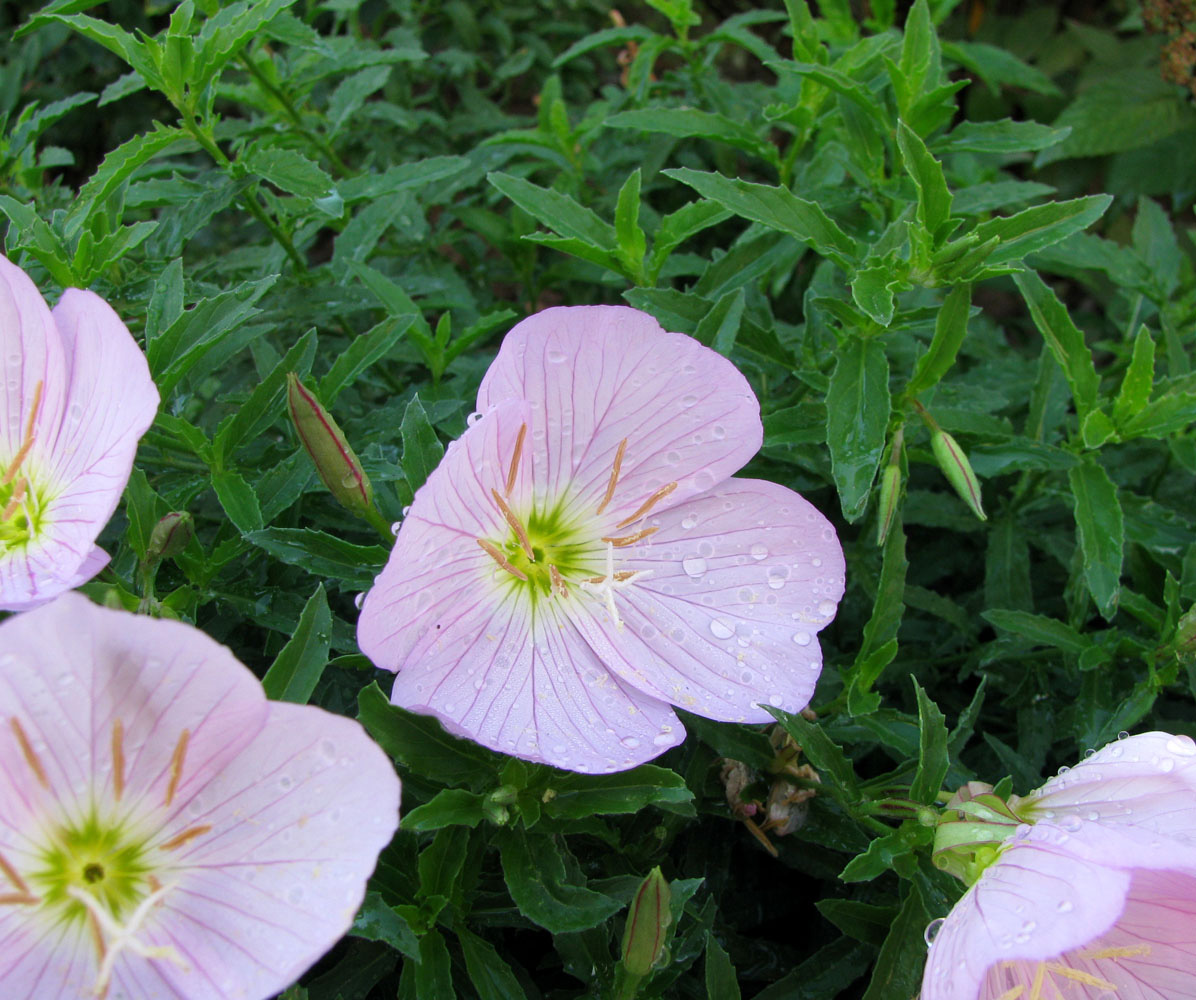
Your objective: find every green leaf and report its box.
[459,928,529,1000]
[541,765,694,820]
[704,933,741,1000]
[400,394,444,494]
[351,892,420,961]
[614,168,646,281]
[941,41,1060,97]
[261,584,332,703]
[976,195,1112,270]
[647,200,732,282]
[123,469,168,562]
[412,931,454,997]
[244,528,387,589]
[488,171,615,249]
[665,167,857,270]
[851,264,899,327]
[934,118,1068,154]
[981,608,1090,654]
[1069,457,1124,619]
[418,824,471,904]
[240,143,335,200]
[357,683,500,789]
[909,681,948,804]
[767,709,861,803]
[848,521,907,711]
[1122,390,1196,440]
[816,899,899,947]
[692,287,746,357]
[1012,270,1100,420]
[320,316,414,403]
[861,880,929,1000]
[402,789,486,831]
[907,284,970,396]
[753,937,871,1000]
[1112,326,1156,428]
[211,470,263,533]
[826,336,890,521]
[606,108,779,166]
[896,121,952,243]
[498,827,621,933]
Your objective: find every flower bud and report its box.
[146,511,193,564]
[621,866,672,978]
[286,374,374,517]
[876,462,902,545]
[932,783,1021,884]
[930,429,986,521]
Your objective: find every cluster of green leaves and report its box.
[3,0,1196,996]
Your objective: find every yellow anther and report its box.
[112,720,125,802]
[601,526,659,547]
[994,988,1024,1000]
[4,379,42,486]
[1044,963,1116,989]
[505,423,527,497]
[596,438,628,515]
[549,564,569,597]
[1029,962,1046,1000]
[165,730,190,807]
[160,824,212,851]
[0,849,35,904]
[490,489,534,561]
[478,538,528,581]
[585,570,639,584]
[10,717,49,789]
[1080,944,1151,961]
[615,481,677,529]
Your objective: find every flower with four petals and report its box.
[358,305,845,772]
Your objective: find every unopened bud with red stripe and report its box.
[931,429,986,522]
[621,866,672,978]
[287,373,374,517]
[147,511,194,564]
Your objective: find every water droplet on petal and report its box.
[547,349,566,363]
[680,394,698,408]
[1167,735,1196,757]
[817,600,837,617]
[652,732,674,746]
[750,544,767,560]
[1118,730,1130,740]
[768,694,784,707]
[682,556,707,578]
[466,411,483,426]
[354,593,366,610]
[1056,899,1073,913]
[792,631,811,646]
[681,514,698,529]
[924,918,945,946]
[712,425,725,439]
[710,619,734,640]
[1057,765,1070,775]
[1083,748,1096,758]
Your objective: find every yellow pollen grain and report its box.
[10,717,49,789]
[616,481,677,529]
[601,525,659,547]
[596,438,628,515]
[477,538,528,581]
[3,380,43,486]
[549,564,568,597]
[165,729,190,807]
[1044,964,1116,989]
[1081,944,1151,961]
[505,423,527,497]
[490,489,534,560]
[161,824,213,851]
[111,719,125,802]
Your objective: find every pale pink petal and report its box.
[359,399,532,671]
[567,479,844,721]
[43,289,158,532]
[0,545,109,612]
[0,255,67,458]
[0,921,95,1000]
[475,306,762,526]
[112,703,400,1000]
[386,588,684,772]
[922,826,1130,1000]
[1017,733,1196,841]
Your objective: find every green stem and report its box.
[363,505,396,545]
[238,52,351,178]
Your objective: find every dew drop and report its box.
[1160,757,1175,773]
[1083,748,1097,758]
[712,425,725,439]
[709,619,734,640]
[547,349,566,364]
[1117,730,1130,740]
[817,600,837,617]
[792,631,811,646]
[682,556,707,578]
[681,514,698,530]
[653,731,674,747]
[1056,899,1073,913]
[768,693,784,707]
[1167,735,1196,757]
[354,593,366,610]
[750,543,767,560]
[924,918,945,946]
[466,410,483,426]
[1057,765,1070,775]
[767,568,788,590]
[680,394,698,408]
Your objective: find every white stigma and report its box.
[578,542,652,630]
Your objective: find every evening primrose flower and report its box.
[358,306,844,773]
[0,593,400,999]
[0,255,158,610]
[922,731,1196,999]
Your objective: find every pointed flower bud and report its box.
[876,428,904,546]
[932,781,1022,884]
[287,373,374,517]
[930,429,986,521]
[621,866,672,978]
[146,511,194,563]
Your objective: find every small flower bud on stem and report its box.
[914,403,986,521]
[876,427,904,546]
[616,866,672,998]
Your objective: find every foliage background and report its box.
[3,0,1195,996]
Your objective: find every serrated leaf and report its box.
[402,789,486,831]
[704,933,741,1000]
[459,928,529,1000]
[909,681,948,804]
[1012,270,1099,421]
[245,527,386,588]
[541,765,694,820]
[861,881,929,1000]
[261,583,331,703]
[1069,457,1123,619]
[351,892,420,961]
[934,118,1069,154]
[907,284,970,395]
[976,195,1112,270]
[211,469,264,533]
[613,167,646,281]
[826,336,890,521]
[606,108,779,166]
[241,143,335,199]
[498,828,621,933]
[896,121,952,243]
[400,395,444,494]
[488,171,615,249]
[767,708,861,803]
[982,608,1090,653]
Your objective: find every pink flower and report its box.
[0,593,401,999]
[0,255,158,611]
[923,731,1196,999]
[358,306,844,773]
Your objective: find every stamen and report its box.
[0,477,26,521]
[1029,962,1046,1000]
[1043,964,1116,989]
[3,380,43,486]
[601,526,659,548]
[165,730,190,807]
[742,816,779,857]
[615,481,677,529]
[994,989,1024,1000]
[111,720,125,802]
[10,717,49,789]
[477,538,528,581]
[0,849,35,902]
[505,423,527,497]
[1081,944,1151,960]
[596,438,628,516]
[160,824,212,852]
[490,489,534,560]
[549,564,569,597]
[0,893,38,905]
[584,570,643,583]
